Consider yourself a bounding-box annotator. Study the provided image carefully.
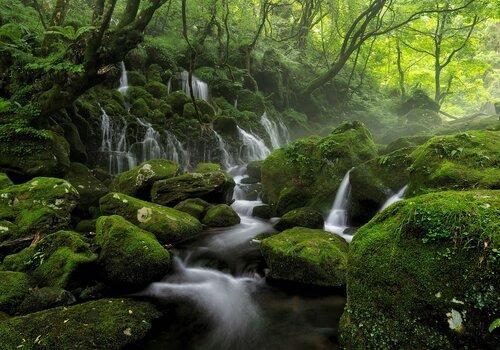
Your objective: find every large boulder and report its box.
[99,192,202,244]
[261,227,348,287]
[202,204,240,227]
[0,178,79,243]
[274,207,324,231]
[262,121,377,213]
[18,287,76,314]
[0,173,13,190]
[0,271,31,315]
[340,190,499,349]
[407,130,500,196]
[0,298,161,349]
[151,171,235,207]
[95,215,171,288]
[247,160,263,181]
[64,163,108,213]
[2,231,97,289]
[111,159,179,199]
[174,198,212,220]
[0,125,70,181]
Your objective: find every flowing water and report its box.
[181,70,209,101]
[237,126,271,162]
[118,61,129,95]
[260,112,290,149]
[324,170,354,242]
[379,185,408,211]
[213,130,235,170]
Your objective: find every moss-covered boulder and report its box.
[262,121,377,213]
[261,227,348,287]
[174,198,211,220]
[236,89,265,114]
[183,100,216,122]
[145,81,169,98]
[194,162,221,173]
[340,190,499,349]
[0,178,79,242]
[64,163,108,213]
[0,298,161,349]
[0,126,70,181]
[111,159,179,200]
[274,186,309,216]
[407,130,499,196]
[2,231,97,289]
[166,90,189,114]
[151,171,235,207]
[202,204,240,227]
[402,108,442,127]
[274,207,324,231]
[99,192,202,244]
[0,271,31,314]
[0,173,13,190]
[252,204,273,219]
[213,115,238,137]
[382,135,431,154]
[247,160,263,181]
[95,215,171,288]
[18,287,75,314]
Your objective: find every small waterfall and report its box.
[237,127,271,162]
[379,185,408,211]
[164,130,190,172]
[277,118,291,144]
[213,130,235,170]
[131,119,164,163]
[260,113,291,149]
[167,77,172,94]
[324,170,352,242]
[181,70,209,101]
[118,61,129,95]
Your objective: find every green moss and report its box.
[0,271,32,314]
[0,298,161,349]
[166,91,189,114]
[202,204,240,227]
[236,89,265,114]
[212,115,238,137]
[274,207,324,231]
[261,227,348,287]
[99,192,202,244]
[2,231,97,289]
[194,163,221,173]
[246,161,263,181]
[75,219,97,233]
[95,215,171,288]
[64,163,108,212]
[173,198,211,220]
[145,81,169,98]
[18,287,75,314]
[0,173,13,190]
[340,190,500,349]
[252,204,274,219]
[382,135,431,154]
[111,159,179,200]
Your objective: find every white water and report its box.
[181,70,209,101]
[260,112,290,149]
[118,61,129,95]
[213,130,235,170]
[324,170,353,242]
[164,130,190,172]
[379,185,408,211]
[237,127,271,162]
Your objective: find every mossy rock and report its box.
[340,190,500,349]
[382,135,431,154]
[0,177,79,242]
[236,89,265,114]
[275,186,309,216]
[0,298,161,349]
[174,198,211,220]
[402,108,442,127]
[166,91,190,114]
[130,98,151,118]
[151,171,235,207]
[262,121,378,213]
[2,231,97,289]
[247,160,263,180]
[274,207,324,231]
[399,89,440,114]
[183,100,216,122]
[252,204,273,219]
[240,176,259,184]
[0,126,70,181]
[95,215,171,289]
[407,130,500,196]
[194,162,221,173]
[213,115,238,138]
[261,227,348,287]
[111,159,179,200]
[18,287,75,314]
[99,192,202,244]
[127,70,147,86]
[75,219,97,233]
[0,173,13,190]
[146,63,164,82]
[65,163,108,213]
[0,271,31,315]
[202,204,240,227]
[145,81,169,98]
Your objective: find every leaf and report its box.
[489,318,500,333]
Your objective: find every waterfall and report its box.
[260,113,291,149]
[131,119,164,163]
[118,61,129,95]
[379,185,408,211]
[213,130,235,170]
[181,70,209,101]
[324,170,352,242]
[167,77,172,94]
[277,118,291,144]
[237,127,271,162]
[164,130,190,172]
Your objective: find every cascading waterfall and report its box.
[118,61,129,95]
[164,130,190,171]
[213,130,235,170]
[324,169,353,242]
[277,118,291,144]
[237,127,271,162]
[181,70,209,101]
[131,119,164,163]
[379,185,408,211]
[260,112,291,149]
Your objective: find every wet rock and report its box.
[252,204,273,219]
[194,162,221,173]
[0,271,31,315]
[246,160,263,180]
[202,204,240,227]
[274,207,324,231]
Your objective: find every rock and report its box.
[236,89,265,114]
[382,135,431,154]
[261,227,348,287]
[174,198,211,220]
[75,219,97,233]
[0,173,13,190]
[407,130,500,195]
[18,287,75,314]
[247,160,263,180]
[64,163,108,213]
[166,91,190,114]
[399,89,440,114]
[95,215,171,288]
[0,126,70,181]
[274,207,324,231]
[0,298,161,349]
[262,121,377,213]
[402,108,442,127]
[194,162,221,173]
[0,271,31,314]
[213,116,238,137]
[111,159,179,200]
[145,81,169,98]
[2,231,97,289]
[151,171,235,207]
[0,178,79,243]
[252,204,273,219]
[183,100,215,122]
[240,177,259,184]
[202,204,240,227]
[340,190,499,349]
[99,192,202,244]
